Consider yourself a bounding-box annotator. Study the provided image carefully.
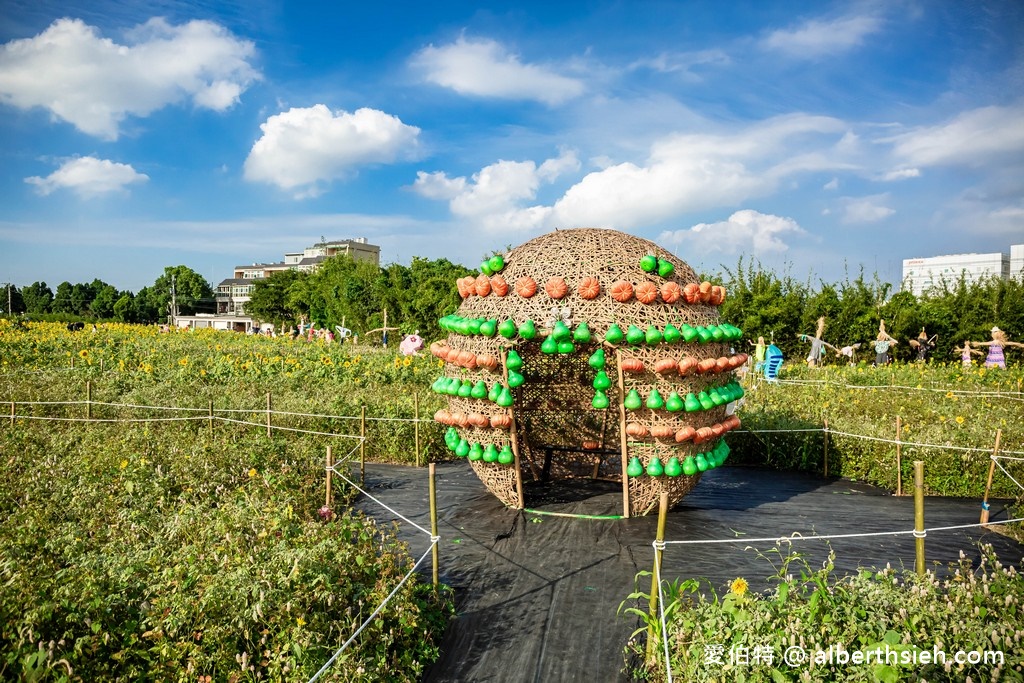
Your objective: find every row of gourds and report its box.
[438,315,742,345]
[626,440,730,478]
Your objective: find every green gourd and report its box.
[487,382,501,402]
[624,389,643,410]
[665,457,683,477]
[640,254,658,272]
[507,370,525,388]
[663,324,681,344]
[468,318,483,335]
[458,381,473,398]
[468,443,483,461]
[556,340,575,354]
[483,444,499,463]
[645,325,663,345]
[541,336,558,354]
[445,428,459,449]
[646,457,665,477]
[604,324,624,344]
[498,445,514,465]
[498,319,517,339]
[446,378,461,396]
[626,325,645,345]
[480,261,493,276]
[710,326,725,342]
[709,389,726,406]
[573,322,591,343]
[589,347,606,369]
[696,326,713,343]
[455,439,470,458]
[626,457,644,477]
[471,381,488,399]
[665,391,683,412]
[592,371,611,390]
[479,319,497,337]
[682,456,698,476]
[657,259,674,278]
[695,453,709,471]
[646,389,665,410]
[552,320,571,342]
[733,384,744,400]
[698,391,714,411]
[497,387,514,407]
[592,390,609,409]
[684,393,701,412]
[488,254,505,272]
[680,324,698,342]
[518,320,537,340]
[432,377,446,392]
[506,349,523,371]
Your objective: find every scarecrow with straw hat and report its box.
[908,328,937,363]
[873,320,897,366]
[971,327,1024,369]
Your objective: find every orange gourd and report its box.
[675,426,696,443]
[677,357,698,375]
[458,350,477,369]
[456,278,470,298]
[515,276,538,298]
[476,354,499,371]
[582,440,600,450]
[654,358,678,375]
[620,357,645,373]
[468,412,490,428]
[434,409,451,424]
[697,358,718,374]
[625,422,649,437]
[453,412,470,427]
[710,423,725,437]
[715,357,730,372]
[429,341,446,358]
[698,281,713,303]
[475,274,491,297]
[490,414,512,429]
[683,282,700,303]
[577,276,601,299]
[609,280,634,303]
[651,425,675,439]
[710,285,725,306]
[635,281,658,304]
[445,348,461,363]
[545,276,569,299]
[490,275,509,297]
[660,281,682,304]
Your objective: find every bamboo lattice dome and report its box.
[430,228,744,517]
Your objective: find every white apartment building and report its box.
[902,244,1021,296]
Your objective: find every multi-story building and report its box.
[901,243,1021,296]
[216,238,380,316]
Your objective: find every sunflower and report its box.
[78,349,89,359]
[730,577,748,596]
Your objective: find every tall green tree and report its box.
[113,294,138,323]
[142,266,215,319]
[21,282,52,314]
[90,285,120,319]
[246,270,308,326]
[52,282,74,314]
[1,284,25,314]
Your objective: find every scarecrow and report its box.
[971,327,1024,369]
[873,320,897,366]
[796,317,836,367]
[952,340,984,367]
[908,329,937,362]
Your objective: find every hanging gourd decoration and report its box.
[552,320,571,342]
[477,354,499,371]
[698,391,714,410]
[475,275,492,297]
[620,357,644,373]
[646,457,665,477]
[557,340,575,354]
[680,323,698,342]
[694,326,712,343]
[699,281,713,302]
[657,258,675,278]
[507,370,525,388]
[468,443,484,461]
[592,390,610,409]
[653,358,677,375]
[471,381,488,399]
[646,389,665,410]
[455,439,470,458]
[625,422,648,438]
[541,336,558,354]
[545,277,569,299]
[445,427,459,449]
[456,278,471,298]
[645,325,663,345]
[609,280,634,303]
[604,324,624,344]
[457,381,473,398]
[663,324,681,343]
[624,389,643,410]
[661,282,682,304]
[665,457,683,477]
[488,254,505,273]
[479,319,497,336]
[515,276,538,298]
[518,320,537,340]
[711,326,725,342]
[577,276,601,299]
[498,319,517,339]
[709,388,726,406]
[480,260,493,276]
[506,349,523,371]
[491,275,509,297]
[592,371,611,390]
[675,426,696,442]
[496,387,514,407]
[665,391,684,412]
[651,425,675,438]
[490,414,512,429]
[487,382,502,402]
[683,282,700,304]
[588,347,606,369]
[710,286,726,306]
[483,444,499,463]
[695,453,709,472]
[635,281,658,304]
[573,322,591,343]
[682,456,698,476]
[626,325,645,345]
[684,393,701,412]
[626,457,644,477]
[443,378,459,395]
[467,318,483,335]
[639,254,657,272]
[498,445,515,465]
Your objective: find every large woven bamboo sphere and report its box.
[429,228,745,516]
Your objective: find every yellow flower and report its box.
[730,577,748,596]
[248,468,258,478]
[178,357,188,366]
[78,349,89,358]
[945,391,954,398]
[403,357,412,366]
[120,460,128,469]
[296,617,306,627]
[955,416,964,424]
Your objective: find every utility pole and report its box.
[170,274,177,326]
[6,283,10,316]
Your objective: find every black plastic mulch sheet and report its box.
[351,463,1022,683]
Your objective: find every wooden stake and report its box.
[325,446,333,508]
[208,400,213,437]
[429,462,439,587]
[823,418,829,478]
[414,393,421,468]
[615,348,631,518]
[914,460,925,576]
[500,348,528,508]
[360,405,366,484]
[10,401,14,426]
[86,380,91,421]
[266,392,272,438]
[980,429,1001,526]
[895,415,902,496]
[647,492,669,661]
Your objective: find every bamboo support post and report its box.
[914,460,925,576]
[414,393,421,468]
[429,462,439,586]
[325,446,333,509]
[86,380,91,420]
[895,415,904,493]
[647,492,669,661]
[615,348,631,519]
[266,392,272,438]
[823,418,829,478]
[980,429,1001,526]
[208,401,213,437]
[360,405,366,484]
[10,401,14,426]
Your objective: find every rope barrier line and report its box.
[770,378,1024,402]
[90,400,207,412]
[306,542,436,683]
[660,516,1024,546]
[993,459,1024,496]
[655,545,674,683]
[213,416,365,441]
[9,414,207,423]
[334,470,433,537]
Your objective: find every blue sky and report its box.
[1,0,1022,294]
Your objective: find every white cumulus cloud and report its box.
[881,168,921,181]
[840,194,895,224]
[882,103,1024,168]
[0,17,259,140]
[411,36,584,105]
[244,105,421,198]
[659,210,807,256]
[761,14,882,57]
[25,156,148,197]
